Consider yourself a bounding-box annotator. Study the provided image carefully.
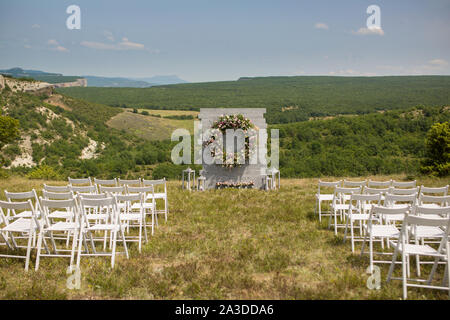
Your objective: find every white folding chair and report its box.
[127,186,157,234]
[344,193,381,253]
[420,185,449,197]
[315,180,342,222]
[329,186,361,235]
[115,193,148,252]
[0,200,40,271]
[363,187,390,202]
[43,184,71,193]
[68,177,93,186]
[418,195,450,209]
[76,196,128,268]
[368,180,392,188]
[99,186,125,196]
[343,180,367,188]
[94,178,118,187]
[383,193,417,224]
[42,191,75,227]
[4,189,41,221]
[409,206,450,277]
[387,215,450,299]
[389,187,419,195]
[69,185,97,195]
[35,198,80,271]
[142,178,168,222]
[118,178,142,187]
[361,205,410,273]
[392,180,416,188]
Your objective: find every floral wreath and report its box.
[203,114,257,169]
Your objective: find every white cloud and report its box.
[81,37,157,53]
[54,45,69,52]
[104,31,115,42]
[428,59,448,67]
[353,27,384,36]
[47,39,59,45]
[31,24,40,29]
[314,22,329,30]
[24,44,32,49]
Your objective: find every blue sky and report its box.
[0,0,449,82]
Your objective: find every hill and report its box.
[57,76,450,124]
[0,67,84,84]
[83,76,153,88]
[131,75,188,85]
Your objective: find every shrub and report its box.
[27,165,63,180]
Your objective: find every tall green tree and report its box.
[0,111,20,148]
[421,121,450,176]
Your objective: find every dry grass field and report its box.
[0,175,448,299]
[106,109,197,141]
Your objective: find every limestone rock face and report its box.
[0,75,4,90]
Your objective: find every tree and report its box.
[420,121,450,176]
[0,111,20,148]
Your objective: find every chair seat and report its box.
[145,193,166,200]
[119,213,143,221]
[316,194,333,201]
[365,225,400,238]
[383,214,405,222]
[10,210,41,219]
[46,222,78,231]
[131,203,153,210]
[346,214,370,221]
[420,204,443,209]
[2,218,38,232]
[390,242,443,256]
[87,224,126,232]
[411,226,445,238]
[48,210,72,219]
[332,204,355,211]
[85,214,108,220]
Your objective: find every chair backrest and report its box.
[79,196,118,224]
[333,187,361,204]
[127,186,154,196]
[392,180,416,188]
[43,184,70,193]
[385,193,417,207]
[368,205,410,224]
[367,179,392,188]
[363,187,390,195]
[99,186,125,195]
[115,193,144,213]
[0,199,38,226]
[349,193,381,213]
[118,178,141,186]
[400,215,450,246]
[76,193,107,200]
[42,190,74,200]
[420,185,449,196]
[343,180,366,188]
[69,185,97,194]
[389,187,419,195]
[418,195,450,207]
[5,189,40,211]
[40,198,79,226]
[68,177,92,186]
[412,205,450,217]
[317,180,341,194]
[94,178,118,186]
[142,178,167,193]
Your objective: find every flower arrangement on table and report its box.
[216,181,255,189]
[203,114,257,169]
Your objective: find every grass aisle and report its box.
[0,176,448,299]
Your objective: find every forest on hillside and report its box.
[58,76,450,124]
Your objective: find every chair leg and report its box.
[111,231,117,268]
[369,235,374,273]
[121,230,129,259]
[350,220,355,253]
[24,231,33,272]
[387,242,399,283]
[70,229,78,268]
[35,230,44,271]
[402,252,408,300]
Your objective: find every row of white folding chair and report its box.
[0,192,151,271]
[66,177,168,221]
[359,205,450,299]
[319,183,448,224]
[315,180,419,222]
